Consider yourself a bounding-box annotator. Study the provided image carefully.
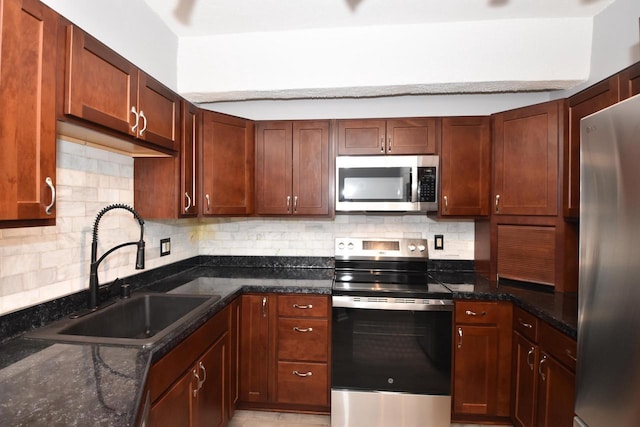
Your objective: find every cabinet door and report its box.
[202,112,254,215]
[512,332,538,427]
[565,77,620,218]
[386,118,437,155]
[180,101,199,217]
[535,352,575,427]
[228,298,241,418]
[193,334,227,427]
[239,294,271,402]
[255,121,293,214]
[619,62,640,99]
[493,101,560,216]
[440,117,490,216]
[64,25,137,137]
[0,0,57,223]
[148,370,193,427]
[337,119,386,155]
[453,324,499,415]
[137,72,179,151]
[292,121,331,215]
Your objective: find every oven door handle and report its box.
[332,295,453,311]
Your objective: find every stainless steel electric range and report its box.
[331,237,453,427]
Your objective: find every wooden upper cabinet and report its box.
[134,100,197,219]
[492,100,562,216]
[337,118,436,155]
[201,111,255,216]
[64,25,179,152]
[0,0,58,225]
[440,117,490,217]
[565,76,620,218]
[619,61,640,100]
[256,120,332,216]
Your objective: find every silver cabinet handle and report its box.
[184,192,192,213]
[293,327,313,332]
[387,137,392,152]
[293,196,298,213]
[286,195,291,212]
[193,368,201,397]
[262,296,267,317]
[443,195,448,212]
[565,349,577,362]
[45,177,55,215]
[465,310,487,317]
[518,318,533,329]
[495,194,500,213]
[457,327,463,349]
[139,110,147,135]
[380,136,384,152]
[205,194,211,212]
[131,106,139,133]
[526,347,535,371]
[538,354,548,381]
[293,370,313,377]
[293,304,313,309]
[198,361,207,388]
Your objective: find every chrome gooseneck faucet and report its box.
[89,204,145,309]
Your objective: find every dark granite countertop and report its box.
[0,257,577,426]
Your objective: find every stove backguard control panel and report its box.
[335,237,429,259]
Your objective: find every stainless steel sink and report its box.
[25,293,220,347]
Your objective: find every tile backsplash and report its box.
[0,138,474,316]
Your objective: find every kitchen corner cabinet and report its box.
[492,100,562,216]
[337,118,437,155]
[452,300,513,423]
[134,100,198,219]
[63,25,180,152]
[439,116,491,217]
[147,304,231,427]
[511,306,576,427]
[239,293,331,412]
[0,0,58,226]
[255,121,332,216]
[565,76,621,219]
[201,111,255,216]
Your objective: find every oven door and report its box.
[331,296,453,427]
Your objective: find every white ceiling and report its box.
[143,0,614,37]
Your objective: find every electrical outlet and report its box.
[434,235,444,250]
[160,238,171,256]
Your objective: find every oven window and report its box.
[332,307,452,395]
[338,167,412,202]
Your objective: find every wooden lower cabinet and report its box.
[511,306,576,427]
[452,300,513,423]
[239,293,330,412]
[146,303,233,427]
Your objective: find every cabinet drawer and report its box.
[278,318,328,362]
[539,321,577,371]
[277,295,329,318]
[455,301,502,324]
[276,362,329,406]
[513,306,539,342]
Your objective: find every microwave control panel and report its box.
[418,167,437,202]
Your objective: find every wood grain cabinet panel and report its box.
[256,121,331,216]
[497,225,556,286]
[440,117,491,217]
[619,61,640,100]
[337,118,436,155]
[202,111,255,215]
[492,101,561,216]
[276,361,329,407]
[64,25,179,152]
[453,301,512,423]
[239,294,272,403]
[0,0,58,225]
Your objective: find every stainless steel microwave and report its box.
[335,155,439,213]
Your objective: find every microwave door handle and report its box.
[411,166,418,203]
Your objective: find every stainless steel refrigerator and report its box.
[575,93,640,427]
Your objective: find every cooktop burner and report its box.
[333,237,453,299]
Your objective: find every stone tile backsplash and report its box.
[0,138,474,316]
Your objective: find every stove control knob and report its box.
[408,244,416,252]
[347,242,354,250]
[418,245,426,252]
[338,242,345,250]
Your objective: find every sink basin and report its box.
[25,293,220,347]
